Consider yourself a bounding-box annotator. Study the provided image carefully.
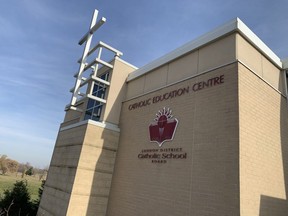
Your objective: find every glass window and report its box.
[87,99,94,109]
[91,72,110,100]
[84,100,104,120]
[84,71,110,121]
[100,72,109,81]
[92,83,106,98]
[84,108,93,120]
[285,71,288,95]
[91,105,103,121]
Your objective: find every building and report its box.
[38,9,288,216]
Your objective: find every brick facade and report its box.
[38,18,288,215]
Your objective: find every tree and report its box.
[18,163,33,178]
[33,180,45,208]
[0,180,45,215]
[0,156,19,175]
[6,159,19,174]
[38,169,48,181]
[0,199,13,216]
[17,163,26,174]
[0,180,35,216]
[0,155,8,175]
[25,167,34,176]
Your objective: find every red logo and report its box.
[149,107,178,147]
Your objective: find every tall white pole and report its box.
[70,10,98,106]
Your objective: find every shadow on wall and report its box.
[38,123,87,215]
[84,84,125,216]
[259,88,288,215]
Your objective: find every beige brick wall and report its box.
[239,63,288,216]
[126,33,286,101]
[39,28,288,216]
[38,124,87,215]
[38,122,120,216]
[102,58,137,125]
[66,123,119,216]
[126,34,236,100]
[107,64,240,216]
[63,102,85,126]
[236,34,285,95]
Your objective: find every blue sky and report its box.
[1,0,287,168]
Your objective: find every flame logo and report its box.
[149,107,178,147]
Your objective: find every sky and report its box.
[0,0,288,168]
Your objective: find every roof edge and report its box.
[127,18,282,82]
[115,56,139,70]
[236,18,282,68]
[282,57,288,69]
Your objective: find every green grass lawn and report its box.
[0,173,42,201]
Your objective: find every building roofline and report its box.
[127,18,282,82]
[115,56,139,70]
[236,18,282,68]
[282,58,288,69]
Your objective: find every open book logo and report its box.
[149,107,178,147]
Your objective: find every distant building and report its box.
[38,9,288,216]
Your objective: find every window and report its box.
[84,99,103,121]
[285,71,288,97]
[286,71,288,88]
[84,71,110,121]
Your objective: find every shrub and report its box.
[25,167,34,176]
[0,180,37,216]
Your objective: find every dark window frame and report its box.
[84,71,110,121]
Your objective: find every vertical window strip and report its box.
[84,71,110,121]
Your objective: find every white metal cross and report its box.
[70,9,106,106]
